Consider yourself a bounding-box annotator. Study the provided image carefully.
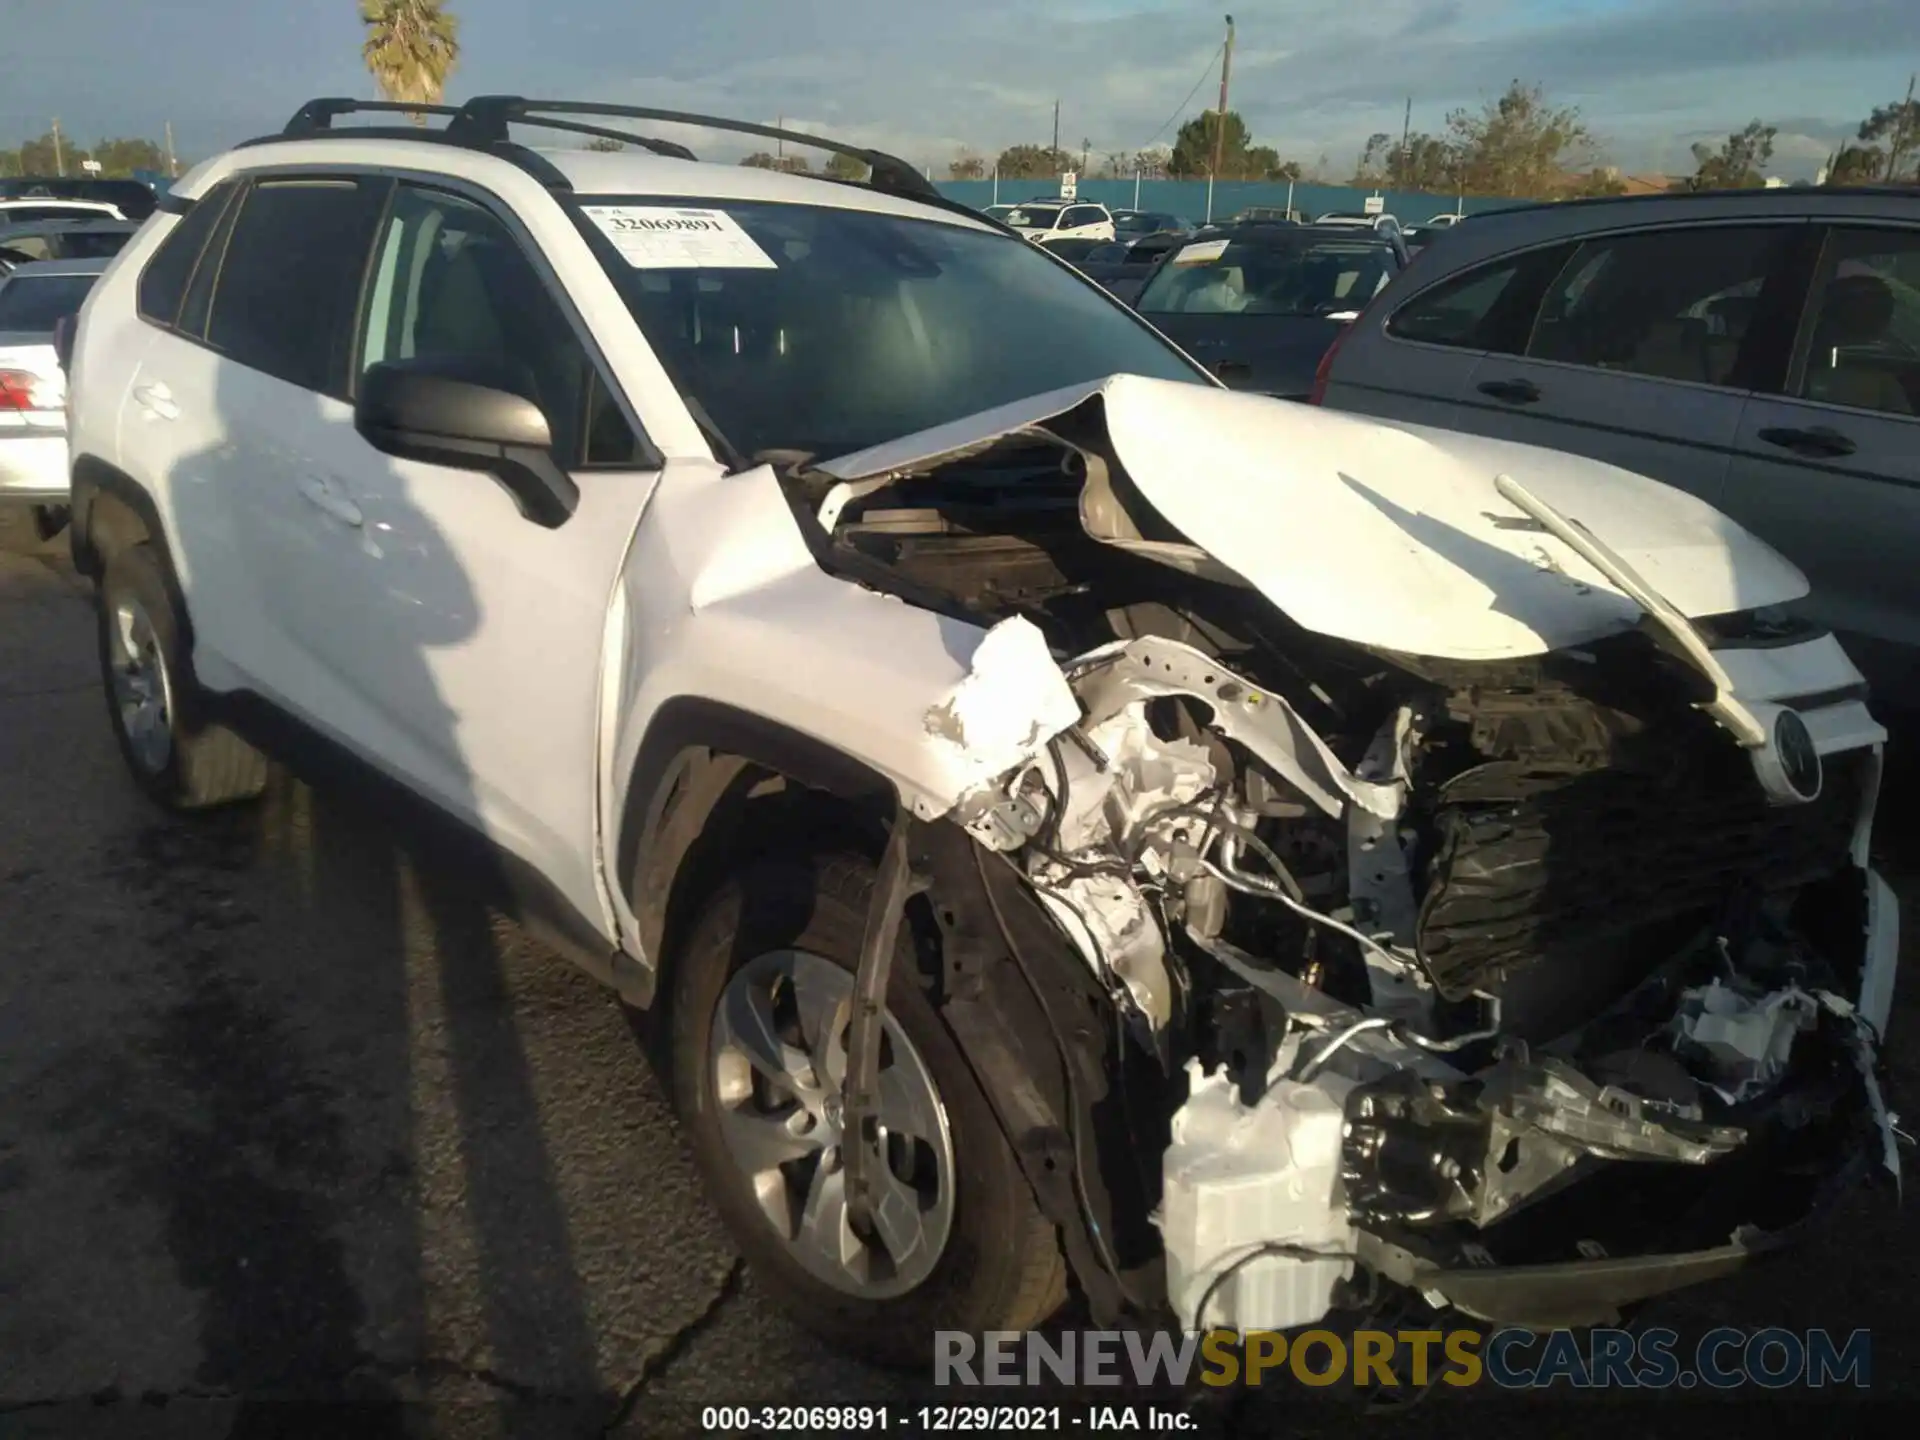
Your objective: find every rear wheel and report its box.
[97,543,267,810]
[669,851,1066,1365]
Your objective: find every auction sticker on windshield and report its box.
[1171,238,1230,265]
[580,205,777,269]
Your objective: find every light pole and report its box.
[1210,16,1235,181]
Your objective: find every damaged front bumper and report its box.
[1158,883,1899,1335]
[924,611,1900,1339]
[807,382,1903,1342]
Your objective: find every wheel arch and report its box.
[71,455,167,582]
[616,698,1172,1325]
[618,696,900,1011]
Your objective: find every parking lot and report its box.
[2,507,1917,1437]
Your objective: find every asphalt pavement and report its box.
[1,519,1914,1438]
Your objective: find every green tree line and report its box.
[0,134,173,178]
[962,76,1920,198]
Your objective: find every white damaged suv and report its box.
[66,98,1900,1362]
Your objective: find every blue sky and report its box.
[4,1,1915,178]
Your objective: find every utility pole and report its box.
[51,118,66,177]
[165,121,178,179]
[1400,95,1412,174]
[1081,137,1091,175]
[776,116,783,163]
[1052,99,1060,163]
[1211,15,1235,180]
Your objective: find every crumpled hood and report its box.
[819,374,1810,661]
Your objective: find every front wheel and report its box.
[97,543,267,811]
[668,851,1066,1366]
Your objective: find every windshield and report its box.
[1116,212,1170,234]
[1002,205,1062,230]
[570,196,1207,459]
[1136,236,1395,317]
[0,272,96,330]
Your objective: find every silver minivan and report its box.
[1315,187,1920,708]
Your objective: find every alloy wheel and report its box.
[708,948,956,1298]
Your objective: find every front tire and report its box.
[669,851,1066,1366]
[97,543,267,811]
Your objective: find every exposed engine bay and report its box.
[784,408,1901,1335]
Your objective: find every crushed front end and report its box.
[796,378,1902,1336]
[945,614,1898,1333]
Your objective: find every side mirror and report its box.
[52,316,75,372]
[354,358,579,528]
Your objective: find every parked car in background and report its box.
[1034,236,1107,267]
[0,176,157,220]
[1314,185,1920,709]
[0,219,141,274]
[1400,222,1452,255]
[1423,212,1466,227]
[0,198,125,227]
[1233,205,1303,224]
[1135,224,1408,397]
[1001,199,1116,243]
[1113,209,1187,238]
[1075,230,1194,303]
[0,257,109,535]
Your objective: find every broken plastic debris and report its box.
[1670,979,1818,1103]
[923,616,1081,778]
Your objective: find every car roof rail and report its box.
[236,98,577,189]
[246,95,1012,233]
[451,96,941,202]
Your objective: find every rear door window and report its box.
[1524,225,1794,390]
[204,176,390,397]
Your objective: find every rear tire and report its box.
[97,543,267,811]
[668,851,1066,1367]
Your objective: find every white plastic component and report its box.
[1671,979,1818,1103]
[1158,1060,1355,1334]
[921,615,1082,786]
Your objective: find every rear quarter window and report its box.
[138,183,237,329]
[1385,242,1576,351]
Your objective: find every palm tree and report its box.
[360,0,461,117]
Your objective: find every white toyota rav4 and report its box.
[66,98,1899,1365]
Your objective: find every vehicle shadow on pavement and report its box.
[1,427,743,1435]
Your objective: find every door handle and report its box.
[132,380,178,420]
[1757,425,1857,458]
[296,474,364,527]
[1477,377,1542,404]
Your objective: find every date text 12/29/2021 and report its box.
[701,1406,1196,1432]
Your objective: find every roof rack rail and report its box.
[249,95,980,219]
[451,97,940,201]
[283,98,464,133]
[238,99,575,188]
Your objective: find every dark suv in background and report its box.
[1314,187,1920,709]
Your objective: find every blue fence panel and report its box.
[935,177,1535,224]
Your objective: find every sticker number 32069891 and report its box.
[580,205,778,269]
